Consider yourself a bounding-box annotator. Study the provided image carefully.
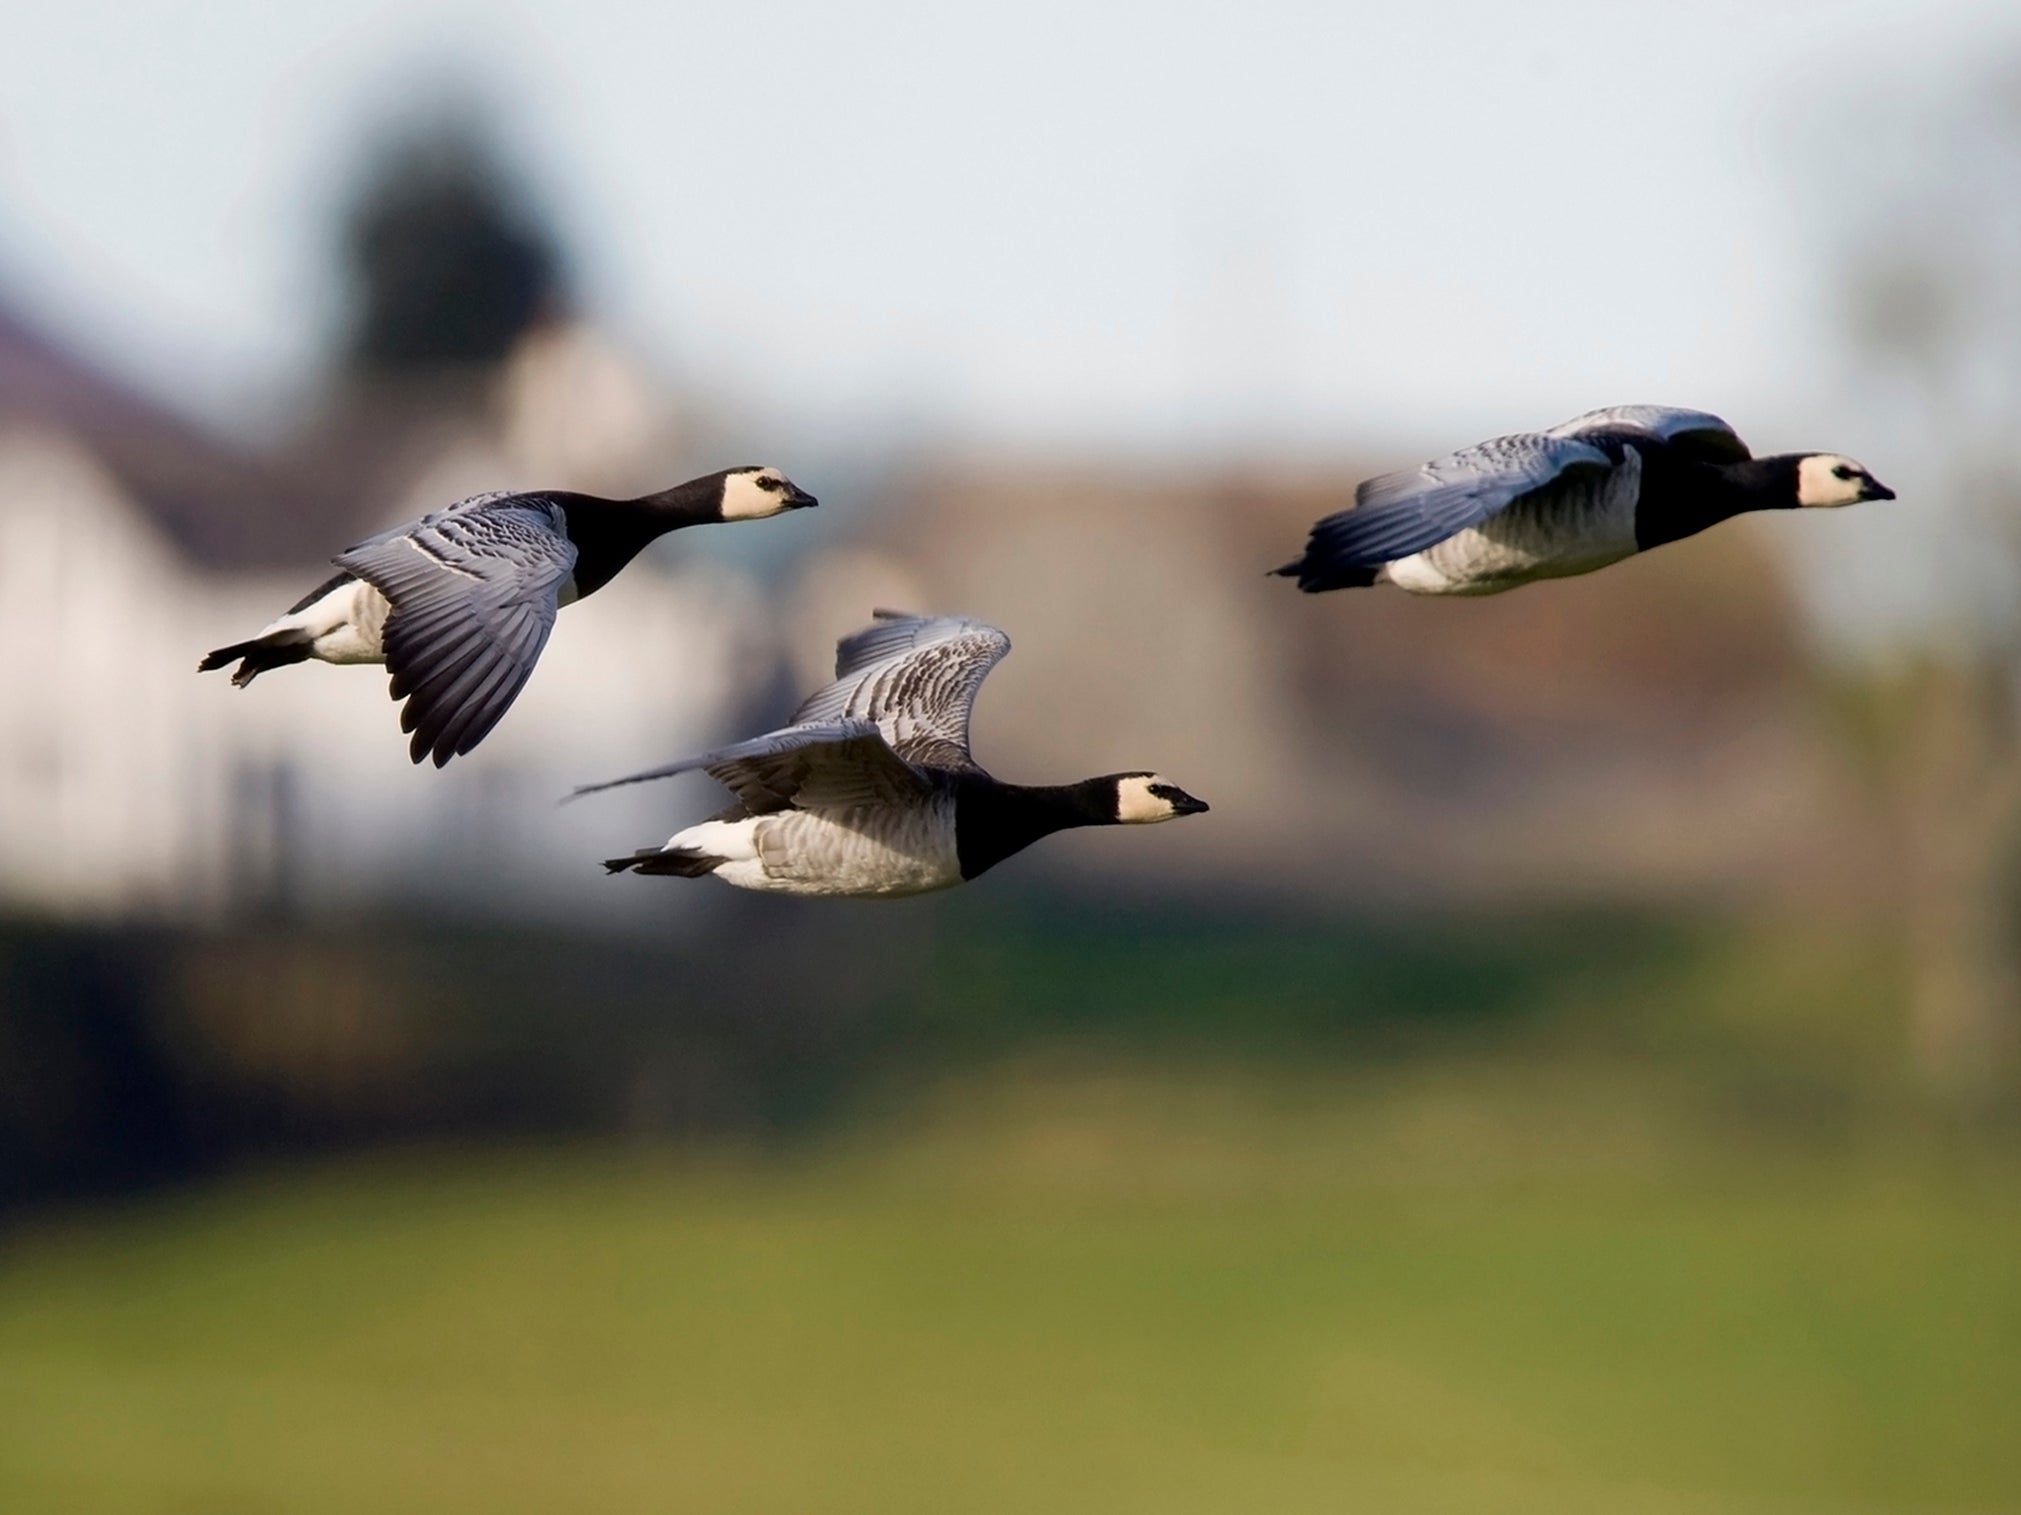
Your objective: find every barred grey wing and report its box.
[1302,432,1616,571]
[335,496,577,767]
[789,611,1012,770]
[1548,405,1751,464]
[567,719,932,812]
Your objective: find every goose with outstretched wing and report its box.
[573,611,1208,897]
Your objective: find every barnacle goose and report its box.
[199,467,816,766]
[1274,405,1894,596]
[573,610,1209,897]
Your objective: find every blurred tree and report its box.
[338,110,566,375]
[1830,64,2021,1097]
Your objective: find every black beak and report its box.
[786,485,819,509]
[1172,792,1211,817]
[1866,479,1896,502]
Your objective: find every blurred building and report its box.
[0,300,772,926]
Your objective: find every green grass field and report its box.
[2,1061,2017,1515]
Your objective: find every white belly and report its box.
[258,578,393,663]
[671,803,963,898]
[1383,457,1641,596]
[1382,531,1636,596]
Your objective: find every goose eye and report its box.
[755,476,781,491]
[1831,464,1855,481]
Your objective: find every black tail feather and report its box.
[197,639,261,672]
[197,637,313,687]
[1270,556,1380,592]
[604,846,723,878]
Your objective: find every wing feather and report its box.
[789,611,1011,769]
[336,493,577,766]
[1278,433,1614,589]
[568,612,1011,813]
[1548,404,1750,463]
[567,719,931,811]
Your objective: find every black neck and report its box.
[632,474,731,524]
[955,777,1116,880]
[1635,454,1801,552]
[556,481,718,598]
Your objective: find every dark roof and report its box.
[0,300,390,570]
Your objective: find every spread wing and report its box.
[566,612,1009,808]
[335,493,576,767]
[567,719,933,812]
[1275,433,1615,590]
[1548,404,1751,463]
[787,611,1012,770]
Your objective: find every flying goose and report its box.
[1273,405,1893,596]
[199,467,817,766]
[574,611,1209,897]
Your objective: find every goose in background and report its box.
[1274,405,1893,596]
[199,467,817,766]
[573,610,1209,897]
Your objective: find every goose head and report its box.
[1108,773,1211,824]
[717,466,819,521]
[1795,454,1894,509]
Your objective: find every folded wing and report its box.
[1277,433,1615,590]
[1548,404,1750,463]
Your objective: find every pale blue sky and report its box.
[3,0,2012,461]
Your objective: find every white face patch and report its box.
[1114,774,1180,824]
[1796,454,1876,509]
[720,467,796,521]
